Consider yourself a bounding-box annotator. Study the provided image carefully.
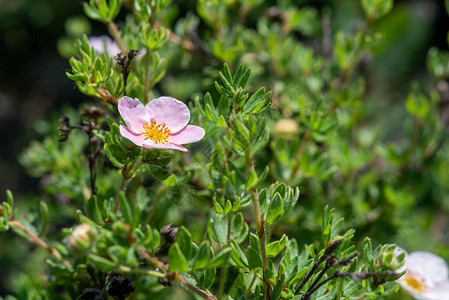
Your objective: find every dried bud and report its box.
[275,119,299,136]
[437,80,449,104]
[107,277,135,300]
[58,114,71,142]
[82,106,106,120]
[78,288,102,300]
[69,224,95,253]
[160,224,178,244]
[266,7,285,23]
[158,277,171,287]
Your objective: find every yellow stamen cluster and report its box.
[142,120,171,144]
[402,274,425,292]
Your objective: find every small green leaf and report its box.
[208,248,232,268]
[218,96,231,118]
[230,239,248,268]
[175,226,193,259]
[119,192,133,225]
[38,201,48,237]
[168,243,189,272]
[242,87,271,115]
[246,233,262,270]
[266,193,283,224]
[266,235,288,258]
[89,254,116,271]
[86,195,103,224]
[192,241,213,270]
[201,268,216,290]
[6,189,14,206]
[246,170,258,190]
[361,0,393,20]
[272,272,286,300]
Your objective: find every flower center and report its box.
[402,274,425,292]
[142,120,171,144]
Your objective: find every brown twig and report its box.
[9,219,72,268]
[106,21,127,53]
[295,239,343,295]
[137,248,216,299]
[246,151,272,299]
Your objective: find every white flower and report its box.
[396,249,449,300]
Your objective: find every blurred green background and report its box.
[1,0,449,298]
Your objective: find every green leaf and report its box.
[6,189,14,207]
[363,237,375,269]
[175,226,193,260]
[230,239,248,268]
[246,233,262,270]
[215,81,233,97]
[246,170,258,190]
[242,87,271,115]
[406,88,429,117]
[208,247,232,268]
[89,254,116,271]
[231,119,250,150]
[361,0,393,20]
[192,241,213,270]
[266,235,288,258]
[233,65,251,89]
[168,243,189,272]
[38,201,48,237]
[218,96,231,118]
[266,193,283,224]
[86,195,103,224]
[150,165,170,181]
[216,115,227,128]
[272,272,286,300]
[119,192,133,225]
[222,63,233,87]
[201,268,216,290]
[83,3,103,21]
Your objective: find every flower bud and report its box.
[69,224,95,253]
[275,119,299,136]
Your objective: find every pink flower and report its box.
[118,96,205,152]
[89,36,121,56]
[88,35,146,59]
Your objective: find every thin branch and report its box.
[289,132,311,184]
[154,22,195,52]
[143,51,152,103]
[114,173,129,213]
[106,21,127,53]
[245,273,258,298]
[9,219,72,268]
[176,274,217,300]
[246,150,271,299]
[217,213,232,300]
[295,239,342,294]
[145,185,165,225]
[118,265,165,278]
[137,248,216,300]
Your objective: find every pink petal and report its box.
[119,125,146,147]
[168,125,205,145]
[146,97,190,133]
[142,140,188,152]
[118,97,150,133]
[89,36,121,56]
